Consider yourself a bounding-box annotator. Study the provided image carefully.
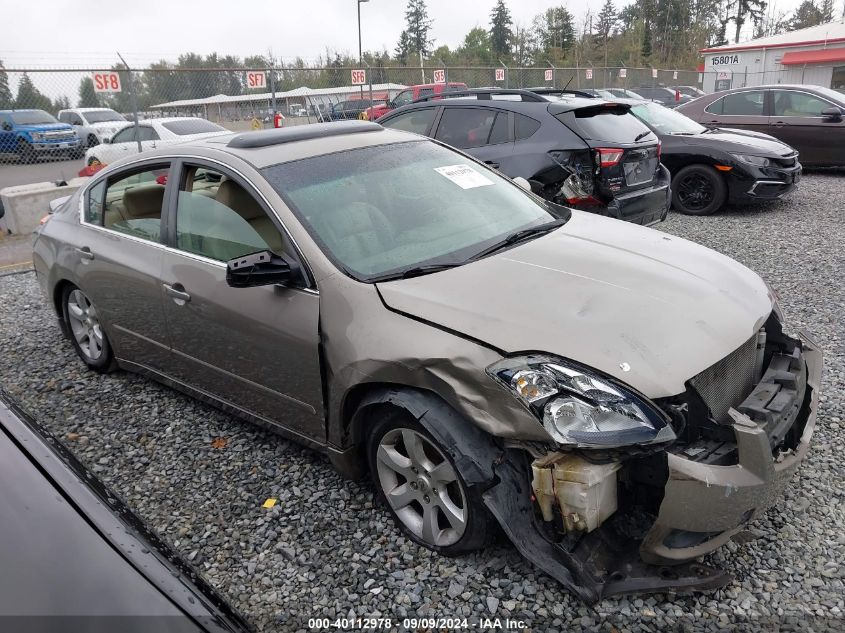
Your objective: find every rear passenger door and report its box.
[159,159,324,442]
[701,89,768,134]
[432,106,513,170]
[74,161,173,371]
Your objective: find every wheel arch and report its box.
[52,278,76,337]
[332,382,500,485]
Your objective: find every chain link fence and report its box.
[0,65,707,167]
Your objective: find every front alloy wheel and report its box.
[367,413,491,555]
[62,286,116,372]
[672,164,727,216]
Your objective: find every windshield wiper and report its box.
[634,130,655,142]
[370,262,465,282]
[470,219,566,261]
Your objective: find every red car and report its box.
[364,82,468,121]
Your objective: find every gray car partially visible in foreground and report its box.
[32,121,823,602]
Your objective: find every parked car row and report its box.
[33,120,824,604]
[376,87,803,216]
[0,109,84,163]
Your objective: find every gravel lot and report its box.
[0,174,843,632]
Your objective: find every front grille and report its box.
[689,333,762,423]
[43,131,75,140]
[774,153,798,168]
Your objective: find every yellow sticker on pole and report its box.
[262,498,278,509]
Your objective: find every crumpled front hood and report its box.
[682,129,795,156]
[377,212,773,398]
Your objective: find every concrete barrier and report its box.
[0,177,88,235]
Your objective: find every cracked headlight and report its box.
[731,153,770,167]
[487,355,675,449]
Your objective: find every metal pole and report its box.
[269,60,277,119]
[358,0,363,101]
[116,52,141,154]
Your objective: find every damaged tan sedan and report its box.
[33,121,823,602]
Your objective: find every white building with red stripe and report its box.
[700,20,845,93]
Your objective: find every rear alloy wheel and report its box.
[672,164,727,216]
[367,414,491,555]
[62,286,116,372]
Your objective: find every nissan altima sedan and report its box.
[33,121,823,602]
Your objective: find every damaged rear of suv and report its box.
[377,89,671,226]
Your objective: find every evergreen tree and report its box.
[535,7,576,54]
[53,95,71,111]
[15,73,52,111]
[730,0,768,43]
[0,60,12,109]
[395,30,413,64]
[457,27,492,63]
[78,77,100,107]
[489,0,513,56]
[596,0,618,43]
[403,0,434,58]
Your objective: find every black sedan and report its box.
[0,390,253,633]
[624,100,801,215]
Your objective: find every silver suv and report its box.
[32,121,822,602]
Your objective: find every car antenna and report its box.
[563,74,575,91]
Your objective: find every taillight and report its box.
[39,214,52,225]
[595,148,624,168]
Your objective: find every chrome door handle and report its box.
[163,283,191,304]
[75,247,94,260]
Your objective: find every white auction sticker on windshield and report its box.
[434,164,495,189]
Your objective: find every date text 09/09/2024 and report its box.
[307,617,528,630]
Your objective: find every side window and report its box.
[772,91,831,117]
[392,90,412,107]
[434,108,497,149]
[488,112,510,144]
[417,88,434,100]
[85,180,106,225]
[58,112,69,123]
[102,165,169,242]
[514,114,540,141]
[383,108,437,135]
[710,91,765,116]
[175,166,287,262]
[111,127,136,143]
[72,115,85,126]
[137,126,160,141]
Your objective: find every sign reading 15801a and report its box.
[711,54,740,66]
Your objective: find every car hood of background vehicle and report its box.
[377,212,773,398]
[681,128,795,156]
[17,123,73,133]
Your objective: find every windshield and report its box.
[161,119,226,135]
[83,109,124,123]
[261,141,558,280]
[10,110,57,125]
[810,86,845,103]
[630,102,705,135]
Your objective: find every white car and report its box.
[57,108,129,148]
[83,117,230,166]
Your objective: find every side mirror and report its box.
[226,250,300,288]
[821,106,842,120]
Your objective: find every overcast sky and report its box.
[1,0,807,69]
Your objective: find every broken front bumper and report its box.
[481,331,822,603]
[640,331,823,564]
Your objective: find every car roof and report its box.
[385,93,605,116]
[61,107,120,112]
[120,121,424,169]
[0,109,43,113]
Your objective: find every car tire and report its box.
[61,285,117,373]
[87,134,99,148]
[672,164,727,216]
[366,410,492,556]
[17,139,36,164]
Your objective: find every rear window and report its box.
[561,106,653,143]
[161,119,226,135]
